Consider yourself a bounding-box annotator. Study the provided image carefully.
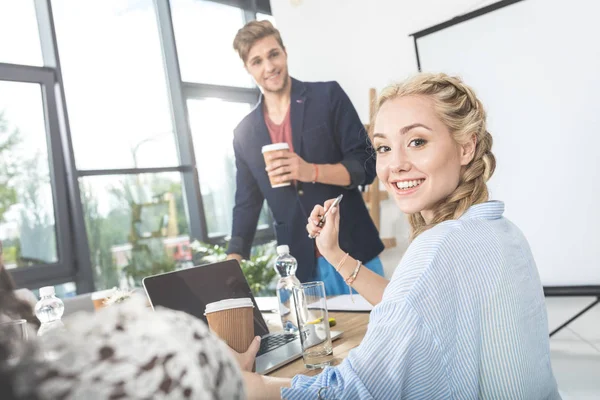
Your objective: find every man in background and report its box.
[226,20,384,294]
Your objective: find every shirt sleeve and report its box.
[329,81,377,189]
[280,301,449,400]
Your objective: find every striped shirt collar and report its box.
[460,201,505,221]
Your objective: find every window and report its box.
[32,282,77,300]
[0,1,43,66]
[0,81,58,269]
[188,98,270,238]
[80,173,190,290]
[170,0,253,87]
[173,1,274,245]
[1,0,274,294]
[51,0,196,291]
[52,0,179,170]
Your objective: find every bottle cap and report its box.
[276,245,290,256]
[39,286,55,297]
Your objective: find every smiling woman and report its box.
[371,74,496,238]
[242,73,559,400]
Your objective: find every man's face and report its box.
[245,35,289,94]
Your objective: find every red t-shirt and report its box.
[263,104,322,259]
[264,104,293,152]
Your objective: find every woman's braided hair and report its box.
[370,73,496,239]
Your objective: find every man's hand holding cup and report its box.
[262,143,315,187]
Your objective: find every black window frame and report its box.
[1,0,274,293]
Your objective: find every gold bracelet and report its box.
[345,259,362,285]
[334,252,350,272]
[345,260,362,303]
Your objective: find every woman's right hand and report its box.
[230,336,261,372]
[306,198,342,260]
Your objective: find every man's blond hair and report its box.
[233,20,285,64]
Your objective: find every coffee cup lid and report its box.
[204,298,254,314]
[261,143,289,153]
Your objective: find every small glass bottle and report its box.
[35,286,65,336]
[274,245,301,332]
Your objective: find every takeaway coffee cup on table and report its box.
[204,298,255,353]
[91,289,117,311]
[262,143,291,188]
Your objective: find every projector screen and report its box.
[415,0,600,288]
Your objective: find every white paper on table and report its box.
[324,294,373,312]
[255,296,279,313]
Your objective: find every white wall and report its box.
[417,0,600,287]
[271,0,495,275]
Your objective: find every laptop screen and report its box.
[142,260,269,337]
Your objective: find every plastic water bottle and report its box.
[35,286,65,336]
[274,245,301,332]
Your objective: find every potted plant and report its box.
[122,239,177,287]
[190,240,277,296]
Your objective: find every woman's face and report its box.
[372,95,475,223]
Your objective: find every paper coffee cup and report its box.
[91,289,116,311]
[262,143,291,188]
[204,298,255,353]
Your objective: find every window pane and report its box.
[52,0,178,170]
[0,81,58,269]
[80,173,191,290]
[32,282,77,300]
[187,98,270,238]
[171,0,253,87]
[0,1,43,66]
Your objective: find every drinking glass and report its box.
[293,281,333,369]
[0,319,29,362]
[0,319,29,341]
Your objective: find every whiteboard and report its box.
[416,0,600,287]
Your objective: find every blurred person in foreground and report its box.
[0,240,38,328]
[0,293,246,399]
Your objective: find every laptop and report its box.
[142,260,343,374]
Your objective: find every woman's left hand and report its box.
[243,372,292,400]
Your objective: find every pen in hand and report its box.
[317,194,343,228]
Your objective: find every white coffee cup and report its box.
[262,143,291,188]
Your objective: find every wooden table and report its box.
[264,311,370,378]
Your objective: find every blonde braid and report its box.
[371,73,496,239]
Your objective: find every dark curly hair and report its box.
[0,241,41,399]
[0,242,39,328]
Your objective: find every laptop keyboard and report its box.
[257,333,298,356]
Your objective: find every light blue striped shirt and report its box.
[281,201,560,399]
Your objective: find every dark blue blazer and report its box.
[228,78,384,283]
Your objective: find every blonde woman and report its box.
[239,73,560,399]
